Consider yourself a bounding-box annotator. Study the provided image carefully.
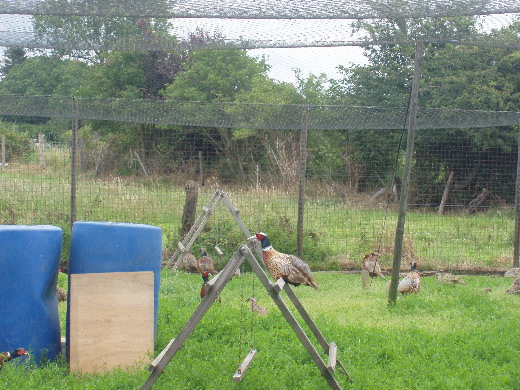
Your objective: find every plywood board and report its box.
[69,271,154,373]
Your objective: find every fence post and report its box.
[199,150,204,186]
[388,41,425,306]
[70,97,78,225]
[513,123,520,268]
[1,134,5,170]
[38,132,45,169]
[297,112,308,258]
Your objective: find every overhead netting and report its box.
[0,0,518,129]
[1,1,520,50]
[0,96,518,130]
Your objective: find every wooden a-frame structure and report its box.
[142,191,351,390]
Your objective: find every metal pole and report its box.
[297,112,308,258]
[513,123,520,268]
[70,97,78,226]
[388,41,425,306]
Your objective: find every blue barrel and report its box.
[67,222,162,344]
[0,225,63,364]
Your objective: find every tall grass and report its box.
[0,154,516,271]
[5,271,520,389]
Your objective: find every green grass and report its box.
[4,271,520,389]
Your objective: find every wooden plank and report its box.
[69,272,154,373]
[282,280,352,382]
[273,277,286,293]
[168,191,223,269]
[141,245,247,390]
[232,350,258,382]
[327,342,337,373]
[241,246,343,390]
[149,339,174,372]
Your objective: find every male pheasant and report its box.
[362,252,385,278]
[200,271,221,302]
[200,271,211,299]
[0,348,29,370]
[398,262,421,294]
[255,232,318,289]
[198,248,218,274]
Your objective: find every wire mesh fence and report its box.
[0,124,517,272]
[0,0,519,272]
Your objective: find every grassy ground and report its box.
[4,270,520,390]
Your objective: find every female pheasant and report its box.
[362,252,385,278]
[198,248,217,274]
[506,277,520,294]
[0,348,29,370]
[398,262,421,294]
[255,232,319,289]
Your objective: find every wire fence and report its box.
[0,124,517,272]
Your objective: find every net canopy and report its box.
[0,0,519,130]
[0,95,518,130]
[3,0,520,19]
[0,0,519,50]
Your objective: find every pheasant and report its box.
[506,277,520,294]
[0,348,29,370]
[362,252,385,278]
[181,252,201,273]
[198,248,218,275]
[254,232,319,289]
[398,262,421,294]
[200,271,221,302]
[200,271,211,299]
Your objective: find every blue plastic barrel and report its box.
[66,222,162,344]
[0,225,63,364]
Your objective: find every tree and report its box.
[0,47,27,78]
[327,16,520,202]
[162,49,272,184]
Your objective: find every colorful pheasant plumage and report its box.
[506,277,520,294]
[362,252,385,278]
[200,271,221,302]
[198,248,217,274]
[398,262,421,294]
[200,271,211,299]
[255,232,319,290]
[0,348,29,370]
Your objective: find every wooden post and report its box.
[297,113,308,258]
[388,41,425,307]
[1,134,5,170]
[199,150,205,186]
[438,170,454,215]
[38,132,45,169]
[70,97,78,225]
[513,123,520,268]
[181,180,198,236]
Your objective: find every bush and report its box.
[0,121,35,163]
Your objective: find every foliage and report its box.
[0,46,27,77]
[0,121,35,163]
[0,56,88,97]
